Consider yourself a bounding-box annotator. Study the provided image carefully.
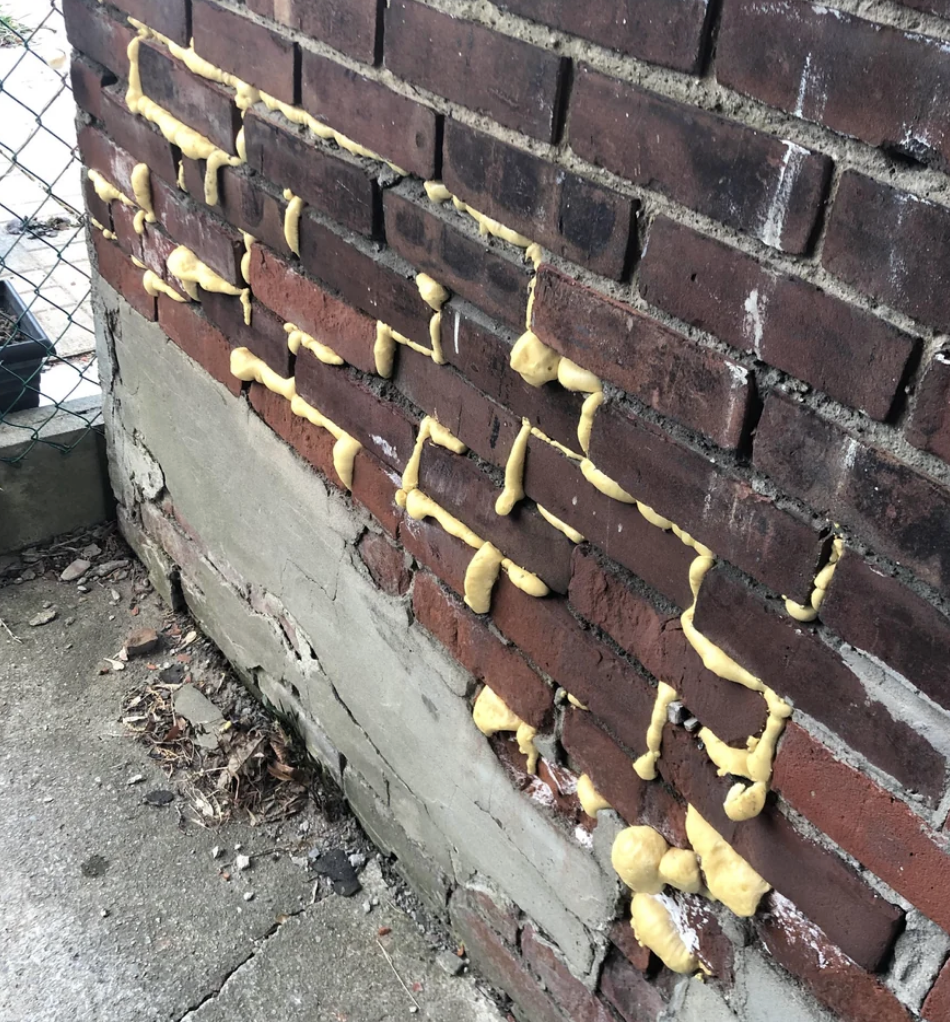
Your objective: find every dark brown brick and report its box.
[158,296,243,395]
[443,121,636,279]
[599,946,666,1022]
[300,50,439,179]
[533,265,754,448]
[657,724,904,972]
[908,352,950,464]
[78,124,140,204]
[100,88,180,188]
[400,514,472,596]
[589,402,828,602]
[70,57,115,121]
[522,927,614,1022]
[753,393,950,597]
[243,110,380,238]
[357,531,411,596]
[136,40,241,154]
[570,65,831,255]
[718,0,950,172]
[63,0,133,79]
[200,291,293,377]
[894,0,950,15]
[385,0,567,143]
[639,217,919,422]
[83,176,112,234]
[384,191,531,332]
[186,165,290,257]
[93,232,156,322]
[192,0,299,105]
[351,451,402,538]
[247,0,381,64]
[608,921,651,973]
[417,442,574,594]
[823,172,950,334]
[497,0,711,75]
[248,245,378,374]
[693,566,946,803]
[822,555,950,714]
[111,0,190,44]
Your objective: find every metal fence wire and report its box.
[0,1,101,464]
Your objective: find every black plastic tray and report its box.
[0,279,55,415]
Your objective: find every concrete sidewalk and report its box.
[0,559,502,1022]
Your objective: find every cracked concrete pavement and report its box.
[0,572,503,1022]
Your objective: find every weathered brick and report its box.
[294,348,417,472]
[657,724,904,971]
[822,555,950,715]
[412,573,553,728]
[247,0,381,64]
[599,946,666,1022]
[70,57,114,121]
[63,0,133,79]
[157,296,242,395]
[773,723,950,937]
[300,50,439,179]
[823,172,950,334]
[894,0,950,15]
[384,191,531,332]
[192,0,299,105]
[247,246,378,374]
[532,265,754,448]
[522,926,614,1022]
[756,894,913,1022]
[78,125,141,201]
[924,959,950,1022]
[200,291,293,377]
[694,565,946,803]
[137,40,241,154]
[243,110,380,238]
[718,0,950,172]
[589,401,828,603]
[522,437,695,609]
[444,121,635,280]
[400,513,472,596]
[385,0,567,143]
[497,0,711,75]
[83,176,112,235]
[753,393,950,597]
[111,0,190,44]
[417,441,574,594]
[608,921,652,973]
[357,531,411,596]
[909,353,950,464]
[351,451,402,538]
[93,232,156,322]
[100,88,180,188]
[639,217,919,422]
[570,65,831,255]
[570,549,768,744]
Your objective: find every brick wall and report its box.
[71,0,950,1019]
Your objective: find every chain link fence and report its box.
[0,0,101,464]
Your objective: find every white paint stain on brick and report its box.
[453,308,461,356]
[372,435,397,460]
[770,892,831,967]
[743,287,768,357]
[760,142,810,250]
[794,53,813,118]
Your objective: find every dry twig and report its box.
[376,938,421,1011]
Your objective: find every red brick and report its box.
[186,165,290,257]
[753,393,950,597]
[300,50,439,179]
[70,57,114,121]
[441,312,585,455]
[496,0,711,74]
[773,723,950,936]
[248,381,340,484]
[522,437,694,609]
[657,724,904,971]
[570,65,831,255]
[298,214,432,345]
[678,894,734,981]
[608,921,652,973]
[385,0,567,143]
[248,246,377,374]
[522,927,614,1022]
[417,441,574,594]
[533,265,754,449]
[909,353,950,464]
[822,554,950,714]
[718,0,950,172]
[357,531,411,596]
[243,110,380,238]
[823,172,950,334]
[443,121,635,280]
[599,946,666,1022]
[200,291,293,377]
[63,0,133,79]
[192,0,299,105]
[464,884,521,947]
[136,40,241,155]
[412,573,553,729]
[93,232,156,322]
[639,217,919,422]
[100,88,180,188]
[157,296,242,395]
[384,191,531,332]
[400,514,472,596]
[294,349,417,472]
[924,960,950,1022]
[78,125,141,204]
[757,893,912,1022]
[693,565,946,803]
[110,0,190,44]
[247,0,381,64]
[589,401,828,603]
[570,549,767,744]
[351,451,402,538]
